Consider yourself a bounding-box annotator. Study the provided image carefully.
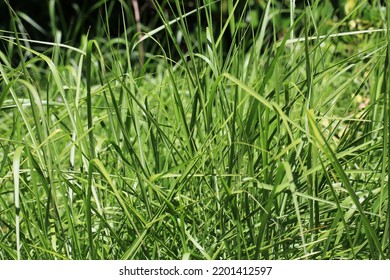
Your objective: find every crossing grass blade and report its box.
[307,108,384,259]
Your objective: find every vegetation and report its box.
[0,0,389,259]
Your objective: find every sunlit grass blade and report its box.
[12,146,24,260]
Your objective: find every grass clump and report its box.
[0,0,389,259]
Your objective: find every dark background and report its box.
[0,0,310,42]
[1,0,378,62]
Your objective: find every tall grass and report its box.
[0,0,389,259]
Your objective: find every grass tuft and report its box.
[0,0,389,259]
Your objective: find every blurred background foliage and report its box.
[0,0,386,62]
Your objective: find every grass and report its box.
[0,0,389,259]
